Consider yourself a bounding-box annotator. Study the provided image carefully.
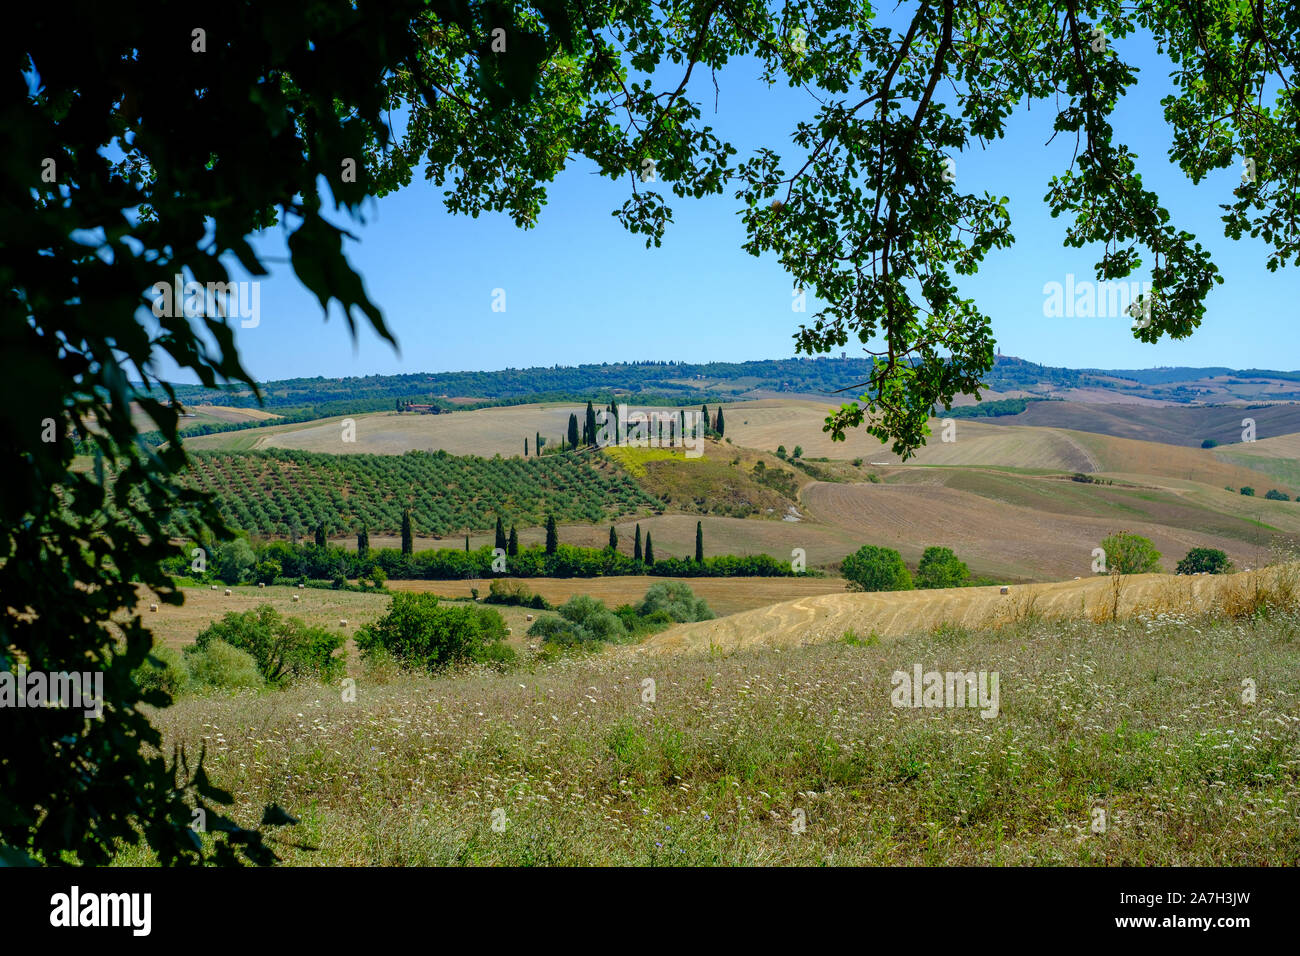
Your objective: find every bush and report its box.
[183,640,265,691]
[1201,438,1219,448]
[1176,547,1231,575]
[529,594,627,645]
[355,593,509,671]
[1264,489,1290,501]
[915,546,970,589]
[484,578,551,609]
[841,545,913,591]
[132,645,189,699]
[1240,486,1255,496]
[1098,531,1162,575]
[636,581,714,622]
[215,537,256,584]
[194,605,345,685]
[253,560,282,585]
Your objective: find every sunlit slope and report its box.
[636,566,1297,656]
[800,479,1289,581]
[1214,432,1300,490]
[186,403,717,457]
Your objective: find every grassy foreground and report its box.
[119,605,1300,866]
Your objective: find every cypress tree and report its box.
[633,524,642,562]
[507,524,519,556]
[524,437,529,456]
[700,403,710,432]
[358,526,369,559]
[715,406,725,437]
[608,526,618,551]
[644,532,655,566]
[586,401,598,446]
[545,514,558,554]
[695,521,703,562]
[494,516,507,552]
[315,522,326,548]
[401,510,412,555]
[536,431,541,455]
[465,534,470,552]
[568,412,579,449]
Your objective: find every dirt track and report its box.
[634,566,1294,656]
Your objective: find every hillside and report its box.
[974,400,1300,447]
[154,356,1300,416]
[182,448,661,535]
[638,565,1296,656]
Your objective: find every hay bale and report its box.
[999,586,1009,595]
[149,603,158,612]
[224,588,232,596]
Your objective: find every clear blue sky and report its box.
[162,29,1298,385]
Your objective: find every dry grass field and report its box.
[124,591,1300,866]
[127,584,547,662]
[637,564,1300,656]
[388,574,847,618]
[800,480,1278,581]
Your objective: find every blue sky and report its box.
[163,27,1298,385]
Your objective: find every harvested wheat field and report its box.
[389,574,846,617]
[637,565,1299,656]
[801,480,1266,580]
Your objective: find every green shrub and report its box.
[132,645,189,699]
[1240,486,1255,497]
[194,605,345,685]
[636,581,714,622]
[915,546,970,589]
[183,640,265,691]
[1098,531,1162,574]
[1201,438,1219,449]
[1264,489,1290,501]
[215,537,256,584]
[484,578,552,609]
[841,545,913,592]
[529,594,627,645]
[355,593,509,671]
[253,560,282,585]
[1176,547,1231,575]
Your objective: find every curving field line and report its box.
[633,566,1296,657]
